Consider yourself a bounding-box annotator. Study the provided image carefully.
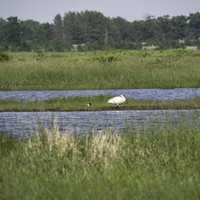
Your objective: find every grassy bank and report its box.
[1,50,200,90]
[1,96,200,111]
[1,126,200,199]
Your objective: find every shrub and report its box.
[93,54,121,63]
[0,53,10,62]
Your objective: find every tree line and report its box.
[0,11,200,51]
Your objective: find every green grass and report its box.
[1,126,200,199]
[1,96,200,111]
[1,49,200,90]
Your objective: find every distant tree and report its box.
[1,11,200,51]
[187,12,200,41]
[19,20,40,51]
[53,14,63,41]
[0,18,7,50]
[82,11,108,47]
[5,17,21,50]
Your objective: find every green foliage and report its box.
[93,54,121,63]
[1,50,200,90]
[0,12,200,51]
[1,126,200,199]
[34,51,45,61]
[0,52,10,62]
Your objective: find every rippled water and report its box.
[0,110,199,136]
[1,88,200,101]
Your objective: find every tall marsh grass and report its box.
[33,126,122,168]
[1,50,200,90]
[1,125,200,199]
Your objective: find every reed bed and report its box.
[1,125,200,199]
[0,50,200,90]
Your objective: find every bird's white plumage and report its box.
[107,95,126,105]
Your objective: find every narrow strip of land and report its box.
[1,96,200,112]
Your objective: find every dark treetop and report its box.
[1,11,200,51]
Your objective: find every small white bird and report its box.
[107,95,126,106]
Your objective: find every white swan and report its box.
[107,95,126,106]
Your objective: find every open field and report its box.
[1,50,200,90]
[1,126,200,200]
[1,96,200,111]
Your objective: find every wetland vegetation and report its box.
[1,50,200,90]
[1,96,200,111]
[1,10,200,200]
[1,126,200,200]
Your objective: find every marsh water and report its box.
[0,110,200,136]
[1,89,200,136]
[1,88,200,101]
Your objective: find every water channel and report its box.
[0,88,200,101]
[0,110,199,136]
[1,89,200,136]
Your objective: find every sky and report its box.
[1,0,200,22]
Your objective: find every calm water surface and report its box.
[0,110,199,136]
[1,88,200,101]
